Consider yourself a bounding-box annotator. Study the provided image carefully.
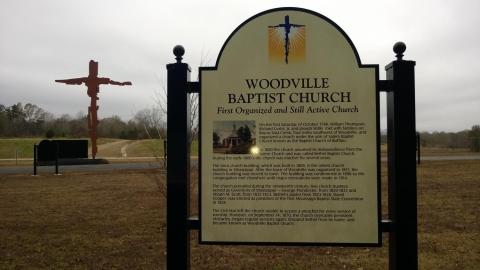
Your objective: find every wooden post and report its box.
[166,45,191,270]
[386,42,418,270]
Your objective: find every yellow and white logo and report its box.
[268,15,306,64]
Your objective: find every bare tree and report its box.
[154,50,212,146]
[134,107,166,139]
[147,52,212,211]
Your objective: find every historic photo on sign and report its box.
[213,120,256,154]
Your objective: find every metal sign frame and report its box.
[166,7,417,270]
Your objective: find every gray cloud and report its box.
[1,0,479,131]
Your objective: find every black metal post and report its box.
[386,42,418,270]
[166,45,191,270]
[55,142,60,175]
[33,144,37,176]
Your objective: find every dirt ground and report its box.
[0,160,479,269]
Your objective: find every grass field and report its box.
[0,138,474,160]
[379,144,473,156]
[0,138,198,160]
[0,160,478,269]
[0,138,121,159]
[0,138,43,159]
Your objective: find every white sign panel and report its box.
[200,8,380,245]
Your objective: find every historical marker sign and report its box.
[200,8,380,245]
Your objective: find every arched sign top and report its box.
[200,7,380,245]
[212,7,365,70]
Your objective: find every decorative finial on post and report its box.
[173,45,185,63]
[393,41,406,60]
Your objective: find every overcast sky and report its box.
[1,0,479,132]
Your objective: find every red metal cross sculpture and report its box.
[55,60,132,159]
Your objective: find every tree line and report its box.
[379,126,480,152]
[0,102,166,140]
[1,102,478,151]
[418,127,480,152]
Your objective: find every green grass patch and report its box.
[96,138,122,146]
[126,139,198,157]
[191,139,198,156]
[0,138,199,159]
[0,138,121,159]
[0,138,42,159]
[127,139,165,157]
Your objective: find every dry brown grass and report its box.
[417,160,479,269]
[0,160,479,269]
[380,145,476,157]
[0,169,165,269]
